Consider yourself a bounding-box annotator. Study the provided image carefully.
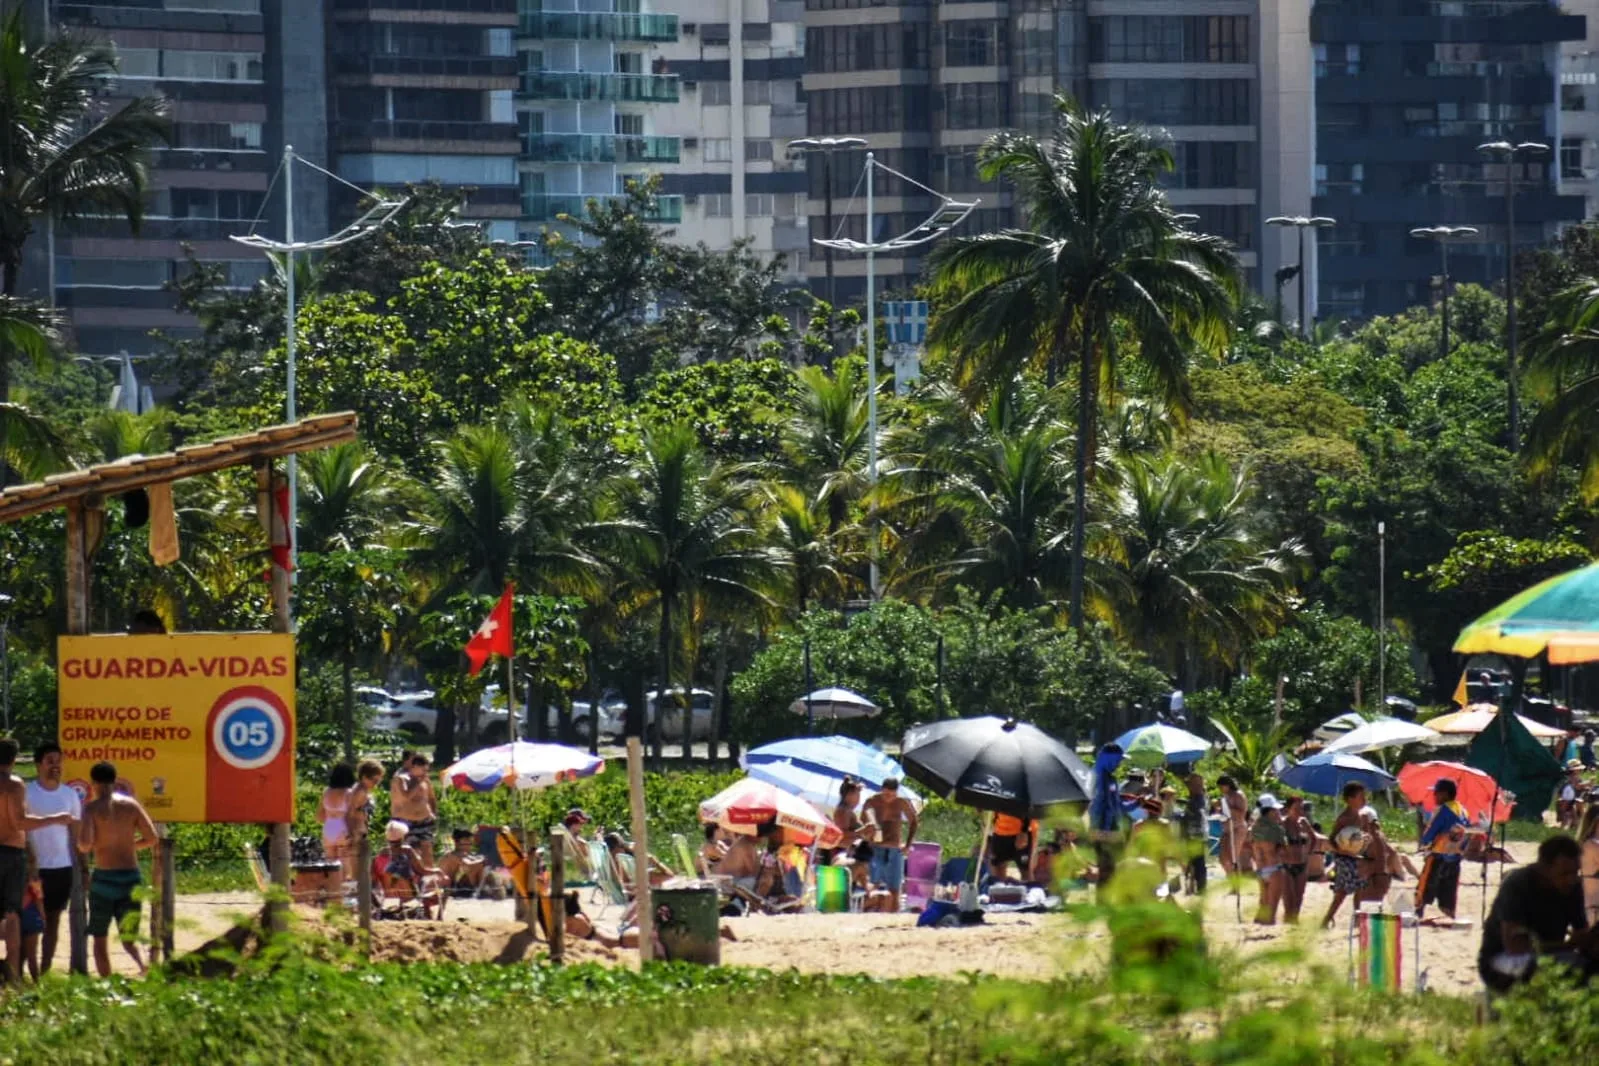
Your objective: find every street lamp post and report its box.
[1265,215,1337,337]
[1377,520,1386,710]
[1478,140,1549,454]
[811,152,979,598]
[1409,225,1479,360]
[786,137,868,309]
[230,146,408,593]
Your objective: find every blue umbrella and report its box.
[1277,751,1397,797]
[742,735,904,787]
[746,761,923,812]
[1112,723,1211,767]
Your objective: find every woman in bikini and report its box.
[1279,795,1312,923]
[1249,795,1288,924]
[1578,800,1599,926]
[1356,807,1395,906]
[319,763,358,879]
[1218,776,1253,876]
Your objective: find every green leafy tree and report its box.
[782,358,871,536]
[1250,606,1418,733]
[927,96,1237,628]
[295,549,404,760]
[296,442,405,554]
[516,594,590,743]
[635,358,799,461]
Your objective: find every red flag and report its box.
[270,481,294,573]
[465,585,514,676]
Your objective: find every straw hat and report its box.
[385,820,410,843]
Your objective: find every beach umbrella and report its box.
[699,777,844,847]
[1312,712,1368,745]
[1112,723,1211,768]
[1424,704,1566,741]
[786,687,880,720]
[439,741,604,793]
[1278,751,1396,796]
[1397,761,1514,823]
[1454,561,1599,663]
[746,760,923,813]
[1322,716,1440,755]
[743,735,904,787]
[899,717,1092,817]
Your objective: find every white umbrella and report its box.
[439,741,604,792]
[787,687,879,720]
[1322,716,1439,755]
[1312,712,1368,744]
[699,777,844,846]
[746,760,924,812]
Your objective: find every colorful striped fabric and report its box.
[1357,912,1403,990]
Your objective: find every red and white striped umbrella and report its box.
[699,776,843,847]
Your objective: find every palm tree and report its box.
[1102,452,1301,685]
[588,425,773,762]
[0,12,168,399]
[1524,279,1599,497]
[765,483,853,613]
[409,424,525,596]
[783,361,870,535]
[298,442,403,554]
[927,96,1237,629]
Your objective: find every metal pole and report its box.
[803,638,814,734]
[866,151,878,599]
[1378,521,1386,709]
[1439,240,1451,359]
[1505,159,1520,454]
[1296,224,1307,338]
[1,619,9,733]
[549,822,565,964]
[823,153,835,309]
[283,144,300,589]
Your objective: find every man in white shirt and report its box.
[25,742,81,973]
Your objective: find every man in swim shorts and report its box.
[2,737,76,985]
[79,760,157,977]
[391,753,438,866]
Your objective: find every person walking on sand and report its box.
[24,741,81,973]
[1180,772,1209,896]
[1280,795,1312,923]
[1250,795,1288,925]
[1357,806,1396,906]
[1217,776,1251,877]
[1,738,76,985]
[1577,801,1599,926]
[861,778,918,912]
[391,752,438,867]
[1322,782,1369,929]
[1416,778,1468,923]
[78,761,157,977]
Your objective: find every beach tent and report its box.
[1464,709,1564,821]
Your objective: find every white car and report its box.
[476,685,626,744]
[644,688,716,742]
[358,687,440,741]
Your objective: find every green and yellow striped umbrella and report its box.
[1454,562,1599,663]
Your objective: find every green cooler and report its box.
[652,887,721,964]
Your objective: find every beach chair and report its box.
[371,852,443,920]
[903,842,942,912]
[244,843,270,894]
[550,826,598,894]
[590,839,629,907]
[672,833,700,879]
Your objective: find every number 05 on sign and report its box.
[57,633,296,823]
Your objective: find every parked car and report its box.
[358,686,440,741]
[476,685,626,745]
[644,688,716,743]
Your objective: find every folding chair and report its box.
[815,864,850,914]
[671,833,700,879]
[903,842,942,912]
[244,843,271,894]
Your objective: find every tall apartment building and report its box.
[1310,0,1586,320]
[1557,0,1599,220]
[47,0,279,355]
[652,0,809,284]
[328,0,521,239]
[514,0,682,240]
[799,0,1304,306]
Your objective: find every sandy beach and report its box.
[80,843,1529,997]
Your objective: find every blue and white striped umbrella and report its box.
[743,735,905,788]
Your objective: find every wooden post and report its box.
[356,831,372,941]
[626,736,653,964]
[1274,675,1285,727]
[519,827,537,937]
[549,823,565,965]
[257,462,293,934]
[64,501,89,975]
[149,824,164,966]
[160,828,176,963]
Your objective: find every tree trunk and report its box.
[682,629,700,767]
[433,702,456,768]
[710,625,731,764]
[585,652,600,757]
[341,655,355,763]
[654,592,670,766]
[1068,323,1095,631]
[558,692,573,745]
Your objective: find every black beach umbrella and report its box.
[900,716,1093,817]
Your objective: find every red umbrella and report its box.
[1397,761,1514,824]
[699,777,844,847]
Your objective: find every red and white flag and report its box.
[465,584,514,676]
[270,481,294,573]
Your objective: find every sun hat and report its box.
[1567,759,1584,772]
[385,820,409,842]
[1257,793,1283,811]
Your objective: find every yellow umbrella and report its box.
[1425,704,1566,740]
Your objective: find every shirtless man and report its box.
[77,760,157,977]
[861,778,919,911]
[716,827,763,896]
[390,753,438,866]
[1,738,76,984]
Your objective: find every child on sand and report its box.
[18,845,42,981]
[1322,782,1368,928]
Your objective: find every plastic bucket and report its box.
[652,887,722,964]
[815,864,849,913]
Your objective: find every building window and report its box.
[168,188,266,220]
[943,82,1008,129]
[807,25,929,73]
[1166,142,1255,189]
[160,50,264,81]
[1315,162,1363,195]
[1313,43,1360,77]
[944,20,1007,67]
[55,257,170,288]
[1563,136,1586,180]
[1091,79,1251,125]
[1564,83,1586,112]
[616,114,644,135]
[744,80,771,105]
[704,194,733,217]
[1088,16,1249,64]
[702,81,731,105]
[170,121,264,151]
[703,138,733,162]
[808,86,931,135]
[1189,205,1255,249]
[116,48,162,77]
[745,138,773,161]
[746,194,774,216]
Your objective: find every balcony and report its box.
[333,54,519,79]
[334,120,519,147]
[519,71,679,102]
[522,193,683,223]
[333,0,515,11]
[519,11,678,42]
[521,132,680,163]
